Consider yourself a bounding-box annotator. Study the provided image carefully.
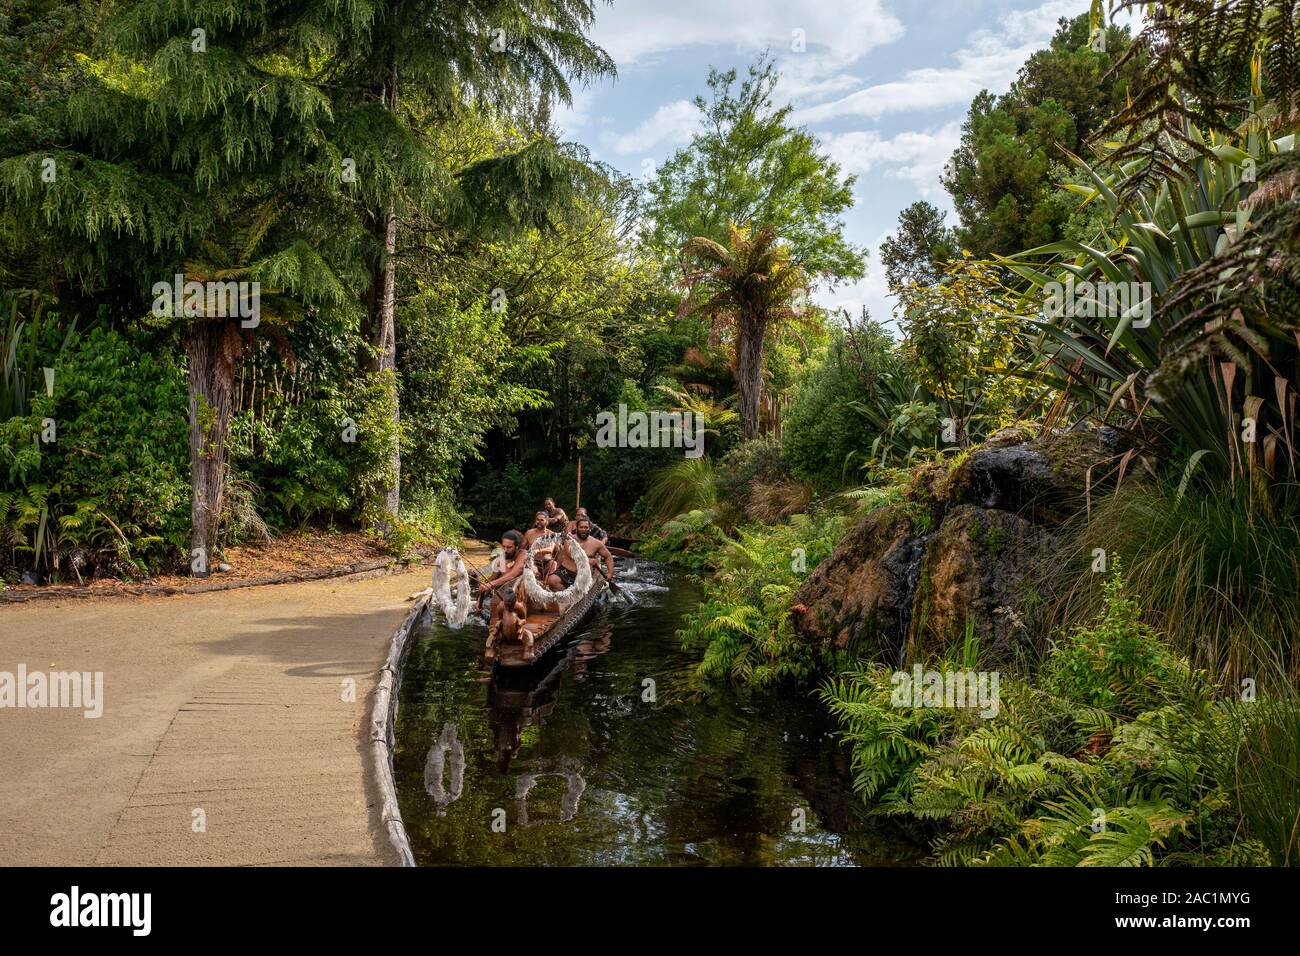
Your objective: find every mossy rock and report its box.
[792,502,919,656]
[912,504,1056,661]
[947,426,1117,525]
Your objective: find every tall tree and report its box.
[644,54,864,286]
[681,224,807,440]
[1,0,617,568]
[879,201,958,295]
[941,13,1139,257]
[1,2,359,573]
[319,0,615,519]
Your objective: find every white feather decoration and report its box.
[431,548,472,628]
[520,532,592,611]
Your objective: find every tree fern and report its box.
[1097,1,1300,194]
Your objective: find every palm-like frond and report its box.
[1096,1,1300,195]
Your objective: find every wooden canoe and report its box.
[495,574,607,668]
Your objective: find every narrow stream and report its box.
[393,559,921,865]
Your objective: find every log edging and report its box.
[369,591,427,867]
[0,557,400,604]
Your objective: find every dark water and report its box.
[393,560,921,866]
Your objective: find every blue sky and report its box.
[555,0,1137,327]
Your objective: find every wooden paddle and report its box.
[596,564,634,604]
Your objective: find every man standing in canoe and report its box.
[543,497,569,532]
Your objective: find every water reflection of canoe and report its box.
[488,625,613,772]
[495,574,607,668]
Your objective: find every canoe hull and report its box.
[495,576,607,668]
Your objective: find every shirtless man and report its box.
[543,497,569,532]
[523,511,557,578]
[478,531,526,660]
[523,511,550,549]
[564,506,607,541]
[545,518,613,591]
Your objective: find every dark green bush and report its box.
[230,370,399,528]
[1,327,190,577]
[781,329,886,488]
[715,437,786,510]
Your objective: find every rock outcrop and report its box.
[793,504,917,658]
[793,425,1121,663]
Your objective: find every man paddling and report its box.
[576,518,615,581]
[564,506,607,541]
[545,518,613,592]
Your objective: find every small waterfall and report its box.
[895,536,928,668]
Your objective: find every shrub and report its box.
[744,478,813,523]
[230,370,399,528]
[677,511,847,687]
[1052,481,1300,684]
[1,327,190,578]
[715,437,786,514]
[782,330,882,487]
[1205,692,1300,868]
[823,569,1276,866]
[642,456,716,524]
[639,508,727,570]
[1046,564,1183,716]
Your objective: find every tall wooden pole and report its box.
[574,457,582,512]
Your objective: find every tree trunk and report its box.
[186,320,241,576]
[369,60,401,521]
[736,312,766,440]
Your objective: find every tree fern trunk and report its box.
[186,320,240,576]
[736,311,766,440]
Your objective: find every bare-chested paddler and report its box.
[523,511,556,578]
[523,511,550,549]
[544,518,613,592]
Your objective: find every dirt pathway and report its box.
[0,544,489,866]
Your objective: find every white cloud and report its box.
[581,0,908,127]
[605,99,700,156]
[553,85,600,138]
[586,0,905,69]
[822,122,962,199]
[791,0,1086,124]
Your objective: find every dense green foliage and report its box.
[2,0,1296,871]
[675,510,848,687]
[230,369,399,529]
[781,330,883,488]
[1097,0,1300,194]
[942,13,1140,257]
[1053,483,1300,682]
[822,570,1286,866]
[1,324,189,577]
[636,3,1300,869]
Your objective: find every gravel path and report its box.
[0,547,488,866]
